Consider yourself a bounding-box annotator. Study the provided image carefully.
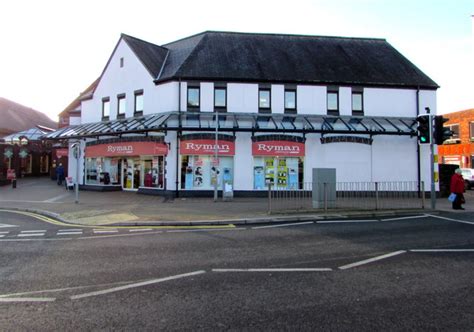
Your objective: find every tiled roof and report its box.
[0,97,57,135]
[126,31,438,89]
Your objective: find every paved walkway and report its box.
[0,177,470,226]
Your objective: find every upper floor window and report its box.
[470,122,474,140]
[259,88,271,113]
[448,124,459,139]
[327,88,339,115]
[120,57,124,68]
[284,89,296,114]
[187,87,200,109]
[352,91,363,115]
[117,94,126,117]
[102,97,110,119]
[134,90,144,115]
[214,87,227,110]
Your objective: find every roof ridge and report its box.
[194,30,387,42]
[161,31,207,48]
[121,33,169,51]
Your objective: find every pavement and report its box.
[0,177,470,226]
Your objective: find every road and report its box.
[0,210,473,330]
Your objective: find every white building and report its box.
[47,31,438,197]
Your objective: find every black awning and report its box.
[44,111,417,140]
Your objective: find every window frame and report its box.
[470,122,474,140]
[117,93,126,118]
[187,86,200,111]
[134,90,144,116]
[448,123,460,139]
[214,87,227,111]
[102,97,110,120]
[327,89,339,115]
[284,89,297,114]
[351,91,364,115]
[258,88,271,113]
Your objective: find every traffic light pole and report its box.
[428,113,436,209]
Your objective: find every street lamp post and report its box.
[71,142,81,204]
[214,111,218,202]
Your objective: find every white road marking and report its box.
[20,230,46,233]
[166,228,245,233]
[93,229,118,234]
[58,229,83,232]
[17,233,45,237]
[317,219,377,224]
[0,231,9,234]
[252,221,314,229]
[43,193,71,203]
[0,223,18,228]
[128,228,152,232]
[70,270,206,300]
[338,250,407,270]
[0,235,4,238]
[0,297,56,302]
[426,214,474,225]
[381,215,430,221]
[212,268,332,272]
[410,249,474,253]
[57,232,82,236]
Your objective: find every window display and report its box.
[254,157,303,189]
[181,155,233,190]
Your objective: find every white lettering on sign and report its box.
[107,145,134,154]
[257,143,300,153]
[185,143,230,152]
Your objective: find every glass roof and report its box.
[3,127,52,143]
[44,111,417,140]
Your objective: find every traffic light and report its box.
[433,115,453,145]
[416,114,431,144]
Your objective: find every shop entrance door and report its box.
[121,158,140,190]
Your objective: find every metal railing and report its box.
[268,181,425,213]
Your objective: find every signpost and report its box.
[71,142,81,204]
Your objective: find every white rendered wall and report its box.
[228,83,258,113]
[81,39,161,124]
[69,116,81,126]
[339,87,352,116]
[200,82,214,112]
[297,86,326,115]
[233,132,254,190]
[165,131,178,191]
[155,82,179,113]
[271,85,285,114]
[364,88,417,117]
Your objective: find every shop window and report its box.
[187,87,200,110]
[253,157,304,190]
[327,89,339,115]
[134,90,144,116]
[39,155,49,174]
[352,91,363,115]
[284,90,296,114]
[86,157,120,185]
[259,88,271,113]
[102,97,110,120]
[181,155,233,190]
[142,156,164,188]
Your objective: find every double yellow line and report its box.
[0,209,235,230]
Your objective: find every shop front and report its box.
[84,139,168,191]
[252,136,305,190]
[180,135,235,191]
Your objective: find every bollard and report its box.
[12,179,17,189]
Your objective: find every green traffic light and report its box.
[420,136,427,143]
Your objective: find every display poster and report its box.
[287,158,299,189]
[210,166,220,187]
[223,167,232,184]
[277,159,287,187]
[193,164,204,187]
[264,158,274,185]
[254,166,265,189]
[185,166,194,189]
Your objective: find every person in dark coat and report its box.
[450,168,465,210]
[56,163,65,186]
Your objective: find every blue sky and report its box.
[0,0,472,120]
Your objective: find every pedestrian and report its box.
[56,163,65,186]
[450,168,465,210]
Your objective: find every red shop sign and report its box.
[85,141,168,157]
[180,139,235,156]
[56,148,69,158]
[7,169,16,180]
[252,140,305,157]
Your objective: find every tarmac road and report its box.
[0,211,473,330]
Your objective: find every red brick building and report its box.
[438,108,474,168]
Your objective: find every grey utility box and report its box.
[312,168,336,209]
